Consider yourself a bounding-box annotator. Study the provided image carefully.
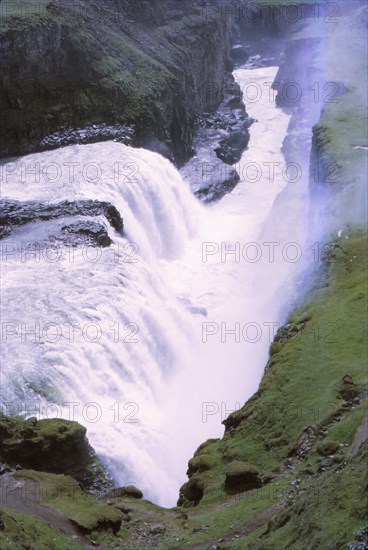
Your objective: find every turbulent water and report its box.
[0,67,315,506]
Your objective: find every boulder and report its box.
[230,44,250,65]
[105,485,143,500]
[224,461,262,494]
[182,155,240,204]
[214,126,251,165]
[187,454,214,477]
[338,375,359,401]
[0,415,112,493]
[0,199,123,240]
[317,441,340,457]
[177,478,204,506]
[61,221,112,247]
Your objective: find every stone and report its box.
[214,126,251,165]
[177,478,204,506]
[317,441,340,456]
[105,485,143,500]
[338,375,359,401]
[150,524,166,535]
[0,415,112,493]
[224,461,262,493]
[230,44,250,65]
[0,199,123,241]
[61,221,112,248]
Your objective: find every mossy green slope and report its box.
[12,470,123,533]
[219,441,367,549]
[0,416,110,492]
[0,508,80,550]
[180,230,367,504]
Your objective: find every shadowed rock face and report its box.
[224,461,262,494]
[181,75,254,203]
[0,415,113,493]
[0,199,123,242]
[0,0,236,162]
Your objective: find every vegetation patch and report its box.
[0,415,110,492]
[0,508,80,550]
[13,470,123,534]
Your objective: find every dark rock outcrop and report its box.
[0,415,112,493]
[177,477,204,507]
[0,199,123,241]
[224,461,262,494]
[0,0,236,162]
[181,75,254,202]
[214,127,251,165]
[60,221,113,247]
[338,375,360,401]
[104,486,143,501]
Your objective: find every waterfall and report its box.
[1,67,313,506]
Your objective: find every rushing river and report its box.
[0,66,313,506]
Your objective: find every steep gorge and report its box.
[0,1,367,549]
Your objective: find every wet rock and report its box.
[179,297,208,317]
[181,74,253,203]
[230,44,250,65]
[214,127,251,165]
[0,199,123,240]
[0,463,11,476]
[182,152,240,204]
[61,221,112,247]
[40,124,135,151]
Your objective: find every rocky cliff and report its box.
[0,2,367,549]
[0,0,236,162]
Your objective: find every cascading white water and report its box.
[0,67,312,506]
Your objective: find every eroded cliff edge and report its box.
[0,0,237,162]
[0,1,367,549]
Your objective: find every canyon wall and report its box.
[0,0,235,162]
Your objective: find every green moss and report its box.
[105,486,143,500]
[13,470,123,533]
[187,454,214,476]
[0,508,80,550]
[238,443,368,550]
[0,415,109,491]
[325,401,367,448]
